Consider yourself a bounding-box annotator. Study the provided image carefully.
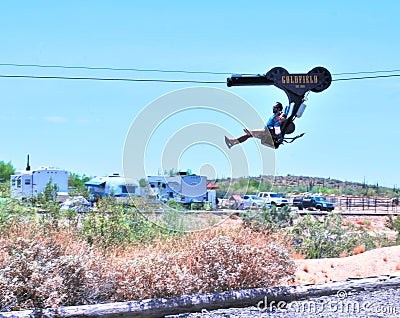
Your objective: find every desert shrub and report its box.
[0,201,21,234]
[0,227,295,310]
[386,215,400,244]
[0,237,101,310]
[112,228,295,300]
[80,197,173,250]
[0,199,36,236]
[0,182,11,198]
[158,207,221,232]
[290,212,389,259]
[160,206,190,231]
[35,182,59,209]
[1,195,176,253]
[163,199,186,210]
[241,205,297,232]
[362,218,372,226]
[0,196,295,310]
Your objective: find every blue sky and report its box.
[1,1,399,187]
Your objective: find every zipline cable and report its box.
[0,63,231,76]
[332,74,400,81]
[0,74,226,84]
[2,62,400,77]
[1,73,400,83]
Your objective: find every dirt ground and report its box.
[293,244,400,285]
[222,213,400,285]
[292,215,400,284]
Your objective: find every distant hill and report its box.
[210,175,397,197]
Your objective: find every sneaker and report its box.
[225,136,233,149]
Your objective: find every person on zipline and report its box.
[225,102,285,149]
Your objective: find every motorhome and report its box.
[85,173,140,197]
[10,162,69,201]
[147,173,207,205]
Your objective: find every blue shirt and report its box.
[265,114,280,129]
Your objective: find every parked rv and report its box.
[147,173,208,206]
[10,166,69,201]
[85,173,140,197]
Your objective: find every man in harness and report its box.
[225,66,332,149]
[225,102,286,149]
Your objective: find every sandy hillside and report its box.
[294,245,400,285]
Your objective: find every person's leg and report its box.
[245,129,265,138]
[225,129,264,149]
[225,135,251,149]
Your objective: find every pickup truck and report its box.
[258,192,290,207]
[243,195,271,209]
[293,195,335,211]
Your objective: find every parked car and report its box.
[243,195,271,208]
[258,192,290,207]
[292,196,303,208]
[293,195,335,211]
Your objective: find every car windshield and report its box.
[251,195,261,200]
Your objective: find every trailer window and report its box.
[25,179,31,185]
[17,178,21,188]
[126,185,137,193]
[120,185,128,193]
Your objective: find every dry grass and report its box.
[0,224,295,311]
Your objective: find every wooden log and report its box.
[1,274,399,318]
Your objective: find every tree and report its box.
[0,161,15,181]
[68,172,90,188]
[138,178,147,187]
[68,173,91,197]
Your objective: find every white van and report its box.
[257,192,289,207]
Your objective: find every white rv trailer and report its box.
[10,166,69,200]
[147,173,207,204]
[85,173,140,197]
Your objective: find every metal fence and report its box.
[327,196,399,213]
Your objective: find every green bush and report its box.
[0,182,10,198]
[290,212,389,259]
[241,205,296,232]
[0,161,15,181]
[0,199,36,236]
[80,196,174,250]
[386,215,400,244]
